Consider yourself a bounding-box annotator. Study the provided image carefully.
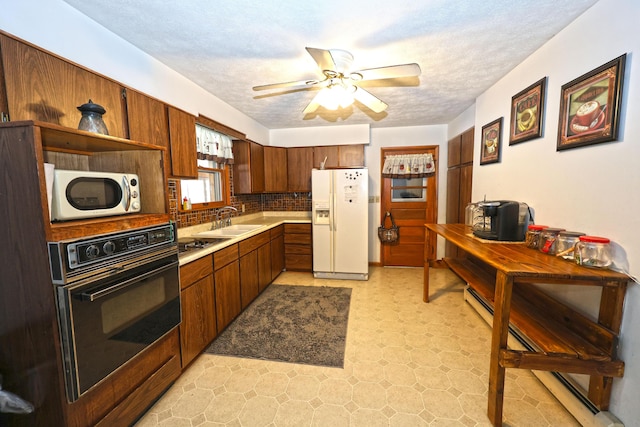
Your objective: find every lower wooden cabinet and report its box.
[239,231,273,308]
[271,225,285,280]
[284,223,312,271]
[179,255,216,368]
[214,244,241,333]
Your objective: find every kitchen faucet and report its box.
[212,206,238,229]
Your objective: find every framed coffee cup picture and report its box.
[509,77,546,145]
[557,54,626,151]
[480,117,502,165]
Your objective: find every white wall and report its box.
[0,0,270,144]
[471,0,639,422]
[270,124,370,147]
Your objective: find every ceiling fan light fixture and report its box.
[318,82,354,110]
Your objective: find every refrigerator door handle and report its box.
[332,191,337,231]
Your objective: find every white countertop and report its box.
[177,211,311,265]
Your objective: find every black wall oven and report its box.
[48,223,180,402]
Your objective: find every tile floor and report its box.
[134,266,580,427]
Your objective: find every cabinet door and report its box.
[270,228,285,281]
[239,251,259,309]
[167,106,197,179]
[447,135,461,168]
[338,145,365,167]
[446,168,461,225]
[0,34,125,138]
[250,141,266,192]
[233,140,265,194]
[459,164,473,222]
[264,146,288,192]
[257,242,272,292]
[125,89,169,148]
[180,275,216,367]
[313,146,339,168]
[460,127,474,165]
[214,260,241,333]
[287,147,314,192]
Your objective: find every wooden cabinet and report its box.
[0,33,126,138]
[1,121,168,241]
[179,255,216,368]
[213,244,241,333]
[313,144,365,168]
[238,231,271,308]
[0,120,176,427]
[446,127,474,257]
[167,106,197,179]
[264,146,288,192]
[232,139,265,194]
[270,225,285,281]
[124,88,169,148]
[287,147,314,192]
[284,223,313,271]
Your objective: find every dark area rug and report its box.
[205,284,352,368]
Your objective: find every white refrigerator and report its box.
[312,168,369,280]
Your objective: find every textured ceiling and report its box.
[63,0,598,130]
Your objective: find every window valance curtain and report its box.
[382,153,435,178]
[196,124,234,165]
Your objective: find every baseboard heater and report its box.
[464,286,623,427]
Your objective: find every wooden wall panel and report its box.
[0,34,126,138]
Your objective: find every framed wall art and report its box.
[557,54,626,151]
[509,77,546,145]
[480,117,502,165]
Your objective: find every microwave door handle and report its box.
[122,176,132,211]
[75,261,178,302]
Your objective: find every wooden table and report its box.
[423,224,629,426]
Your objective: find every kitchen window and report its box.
[391,177,427,202]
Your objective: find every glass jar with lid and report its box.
[538,227,565,254]
[575,236,612,268]
[555,231,586,260]
[525,225,548,249]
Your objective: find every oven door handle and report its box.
[76,260,178,302]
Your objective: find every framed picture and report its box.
[480,117,503,165]
[557,54,626,151]
[509,77,547,145]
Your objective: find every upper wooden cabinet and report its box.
[167,106,197,179]
[0,33,126,138]
[313,145,365,168]
[264,146,288,192]
[287,147,314,192]
[446,127,474,257]
[124,88,169,148]
[233,139,265,194]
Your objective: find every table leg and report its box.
[423,227,432,303]
[487,271,513,426]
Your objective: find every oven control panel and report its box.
[48,223,176,282]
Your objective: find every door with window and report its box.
[381,146,438,266]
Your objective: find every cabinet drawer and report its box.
[214,244,239,270]
[238,231,270,257]
[179,255,213,290]
[284,233,312,245]
[270,224,284,239]
[285,254,312,271]
[285,223,311,234]
[285,244,312,255]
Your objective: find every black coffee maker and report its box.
[472,200,525,241]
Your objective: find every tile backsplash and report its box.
[169,180,311,229]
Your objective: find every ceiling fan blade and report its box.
[305,47,336,72]
[253,79,319,91]
[302,90,325,114]
[354,63,421,81]
[353,87,388,113]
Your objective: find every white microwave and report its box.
[50,169,141,221]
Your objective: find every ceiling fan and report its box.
[252,47,421,114]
